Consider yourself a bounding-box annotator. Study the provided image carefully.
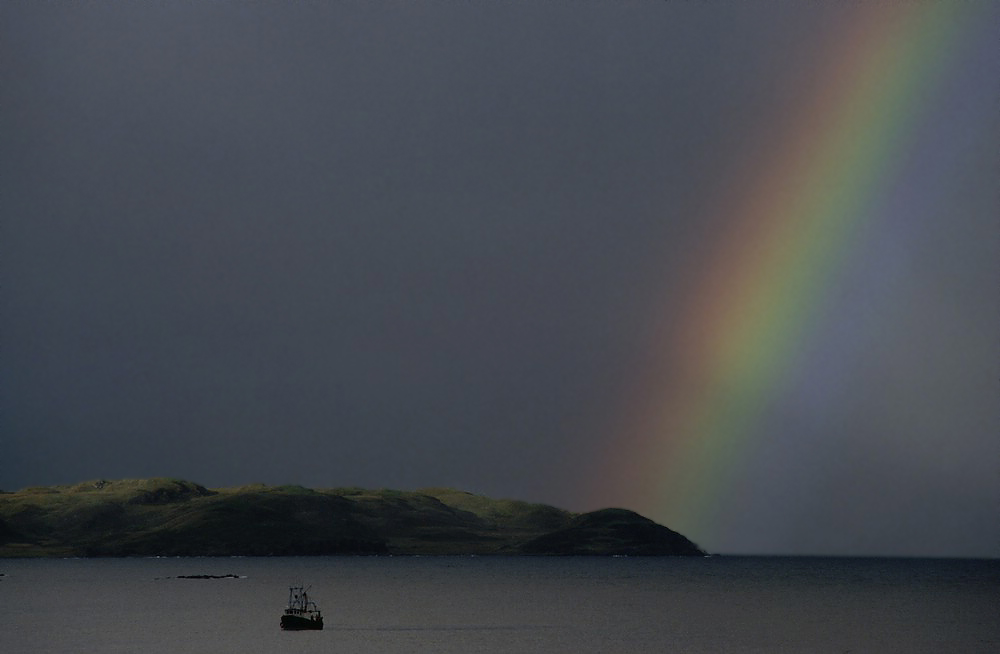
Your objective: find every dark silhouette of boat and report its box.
[280,586,324,630]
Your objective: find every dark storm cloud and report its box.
[2,2,745,485]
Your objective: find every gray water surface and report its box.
[2,556,997,653]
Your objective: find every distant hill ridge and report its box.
[0,478,705,557]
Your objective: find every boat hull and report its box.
[280,614,324,630]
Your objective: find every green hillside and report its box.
[0,478,705,557]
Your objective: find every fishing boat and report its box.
[280,586,324,630]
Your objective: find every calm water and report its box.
[2,556,997,653]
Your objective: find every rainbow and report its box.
[596,2,993,549]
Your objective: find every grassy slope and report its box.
[0,478,705,557]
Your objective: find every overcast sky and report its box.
[2,2,997,557]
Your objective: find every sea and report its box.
[2,555,997,653]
